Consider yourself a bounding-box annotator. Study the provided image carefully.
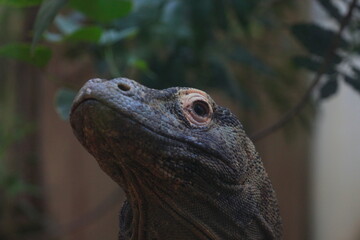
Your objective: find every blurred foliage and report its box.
[55,88,77,120]
[0,1,358,106]
[37,0,297,119]
[0,121,40,239]
[0,3,334,119]
[0,0,41,7]
[0,0,358,125]
[0,43,51,67]
[0,4,43,239]
[0,81,41,238]
[4,0,360,119]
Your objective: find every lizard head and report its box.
[70,77,282,239]
[70,78,257,192]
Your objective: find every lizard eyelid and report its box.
[180,90,213,127]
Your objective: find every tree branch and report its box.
[250,0,358,142]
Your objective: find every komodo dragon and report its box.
[70,77,282,240]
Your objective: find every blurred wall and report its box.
[311,82,360,240]
[310,2,360,240]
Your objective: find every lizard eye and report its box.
[192,100,210,117]
[181,90,213,127]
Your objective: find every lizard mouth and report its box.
[70,97,96,116]
[70,78,109,116]
[70,83,100,116]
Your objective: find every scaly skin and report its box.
[70,78,282,240]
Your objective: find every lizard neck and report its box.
[119,173,210,240]
[118,173,271,240]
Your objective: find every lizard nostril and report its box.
[118,83,131,91]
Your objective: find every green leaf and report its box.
[54,14,82,35]
[44,32,63,42]
[291,23,348,57]
[5,176,37,197]
[352,67,360,77]
[0,43,51,67]
[231,0,260,32]
[99,27,138,45]
[0,174,39,197]
[128,57,148,71]
[344,74,360,93]
[69,0,132,22]
[317,0,342,22]
[292,55,337,74]
[207,57,256,109]
[65,26,103,43]
[230,46,274,75]
[0,0,41,7]
[213,0,228,30]
[32,0,68,49]
[55,88,77,120]
[292,56,321,72]
[160,0,191,39]
[320,75,338,99]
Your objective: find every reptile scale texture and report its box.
[70,78,282,240]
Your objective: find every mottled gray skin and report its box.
[70,78,282,240]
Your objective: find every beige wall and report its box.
[312,82,360,240]
[310,2,360,239]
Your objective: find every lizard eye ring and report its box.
[181,90,213,126]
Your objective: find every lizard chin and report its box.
[70,99,126,186]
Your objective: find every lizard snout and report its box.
[110,78,144,97]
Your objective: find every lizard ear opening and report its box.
[180,90,213,127]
